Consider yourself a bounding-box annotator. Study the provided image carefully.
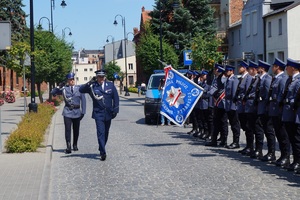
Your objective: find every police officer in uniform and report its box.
[51,72,86,154]
[235,61,253,154]
[206,64,228,147]
[198,70,212,140]
[224,65,241,149]
[79,69,119,161]
[268,58,290,167]
[253,60,275,161]
[281,58,300,171]
[243,61,260,156]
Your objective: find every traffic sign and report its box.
[183,50,192,66]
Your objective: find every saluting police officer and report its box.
[268,58,290,167]
[224,65,241,149]
[51,72,86,154]
[79,69,119,161]
[243,61,260,156]
[235,61,253,154]
[281,58,300,171]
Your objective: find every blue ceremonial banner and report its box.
[160,66,203,126]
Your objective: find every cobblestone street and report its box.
[48,95,300,199]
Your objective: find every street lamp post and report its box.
[114,14,130,96]
[37,17,51,32]
[50,0,67,33]
[29,0,37,112]
[106,35,115,63]
[159,0,163,69]
[62,27,72,38]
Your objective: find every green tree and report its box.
[103,61,121,81]
[191,33,223,70]
[150,0,216,65]
[136,23,178,79]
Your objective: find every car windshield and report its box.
[148,75,165,89]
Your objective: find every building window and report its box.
[278,18,282,35]
[129,76,134,85]
[84,77,87,81]
[268,21,272,37]
[231,31,234,46]
[76,77,79,81]
[75,68,78,72]
[252,11,257,35]
[245,13,250,37]
[257,54,263,61]
[84,68,87,72]
[268,52,274,65]
[128,63,133,70]
[278,51,284,61]
[16,75,19,84]
[90,68,93,71]
[238,29,241,45]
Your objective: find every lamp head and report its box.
[61,0,67,8]
[113,20,118,26]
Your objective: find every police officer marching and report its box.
[51,72,86,154]
[79,69,119,161]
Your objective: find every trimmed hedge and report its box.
[5,102,57,153]
[128,87,138,93]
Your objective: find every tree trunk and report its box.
[10,69,13,91]
[37,82,43,103]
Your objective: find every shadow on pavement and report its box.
[142,143,182,147]
[60,153,100,160]
[190,153,217,158]
[209,148,300,187]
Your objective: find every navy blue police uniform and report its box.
[254,60,275,161]
[51,72,86,153]
[268,58,290,166]
[224,65,241,149]
[235,61,253,154]
[206,64,228,147]
[281,59,300,171]
[79,69,119,161]
[243,61,260,156]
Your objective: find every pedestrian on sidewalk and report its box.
[51,72,86,154]
[79,69,119,161]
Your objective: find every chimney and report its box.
[142,6,145,12]
[133,27,139,35]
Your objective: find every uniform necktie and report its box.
[71,86,74,93]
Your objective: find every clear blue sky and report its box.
[23,0,155,51]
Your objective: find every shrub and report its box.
[128,87,138,93]
[5,103,57,153]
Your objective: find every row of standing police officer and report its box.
[187,58,300,174]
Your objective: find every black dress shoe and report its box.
[73,145,78,151]
[187,129,197,135]
[192,132,200,137]
[65,142,71,154]
[205,141,218,147]
[261,153,276,162]
[250,150,263,159]
[226,143,240,149]
[238,147,251,155]
[276,157,290,168]
[218,142,227,148]
[287,162,300,171]
[100,154,107,161]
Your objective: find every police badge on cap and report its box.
[95,69,106,76]
[66,72,75,79]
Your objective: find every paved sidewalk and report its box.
[0,92,143,200]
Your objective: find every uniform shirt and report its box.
[244,75,259,114]
[236,72,252,113]
[282,73,300,122]
[268,71,288,117]
[79,80,119,121]
[257,72,272,115]
[224,74,239,112]
[51,85,86,118]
